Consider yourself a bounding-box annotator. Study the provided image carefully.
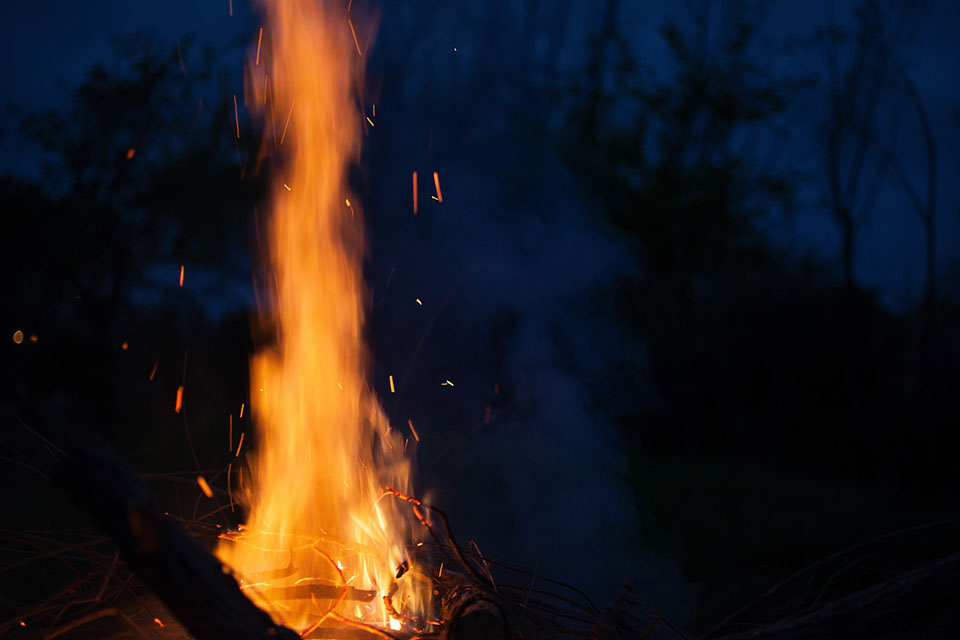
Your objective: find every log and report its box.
[440,581,507,640]
[55,437,300,640]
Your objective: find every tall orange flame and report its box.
[218,0,425,631]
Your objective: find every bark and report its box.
[441,582,507,640]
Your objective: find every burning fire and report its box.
[217,0,427,632]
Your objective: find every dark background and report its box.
[2,0,959,634]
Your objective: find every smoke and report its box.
[361,19,689,602]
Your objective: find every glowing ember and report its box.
[174,386,183,413]
[218,0,427,631]
[197,476,214,498]
[432,171,443,203]
[412,171,418,215]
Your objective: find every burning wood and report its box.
[216,0,428,632]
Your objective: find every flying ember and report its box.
[217,0,428,632]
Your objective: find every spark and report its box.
[235,432,245,457]
[404,438,409,452]
[154,618,164,627]
[441,379,454,387]
[256,27,263,65]
[11,330,23,344]
[433,171,443,202]
[240,402,244,418]
[233,94,240,138]
[407,419,420,442]
[175,386,183,413]
[19,621,25,627]
[348,18,362,56]
[197,475,214,498]
[366,116,375,127]
[412,171,418,214]
[121,341,129,351]
[280,99,295,145]
[149,359,158,381]
[389,375,395,393]
[439,562,443,577]
[126,148,135,159]
[28,334,38,343]
[177,41,187,76]
[372,104,375,117]
[179,264,184,287]
[283,183,292,191]
[227,462,233,512]
[228,0,233,17]
[416,298,422,305]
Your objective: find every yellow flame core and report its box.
[218,0,425,630]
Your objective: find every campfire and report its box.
[215,0,428,632]
[0,2,614,639]
[5,2,959,640]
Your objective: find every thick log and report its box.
[55,438,300,640]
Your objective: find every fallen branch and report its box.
[55,437,300,640]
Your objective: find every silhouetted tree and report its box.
[820,0,925,296]
[1,33,258,435]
